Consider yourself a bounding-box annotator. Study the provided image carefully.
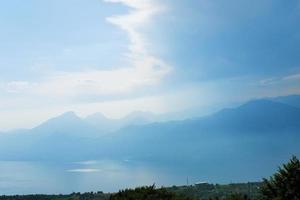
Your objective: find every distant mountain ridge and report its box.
[269,94,300,108]
[84,111,156,132]
[0,94,299,180]
[202,99,300,133]
[32,111,99,137]
[4,94,299,135]
[100,98,300,154]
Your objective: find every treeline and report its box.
[0,192,109,200]
[0,156,299,200]
[110,185,194,200]
[168,182,261,200]
[0,183,260,200]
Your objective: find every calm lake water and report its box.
[0,159,268,195]
[0,160,192,195]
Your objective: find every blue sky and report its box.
[0,0,300,130]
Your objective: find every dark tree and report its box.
[261,156,300,200]
[109,185,195,200]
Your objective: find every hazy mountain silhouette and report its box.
[270,94,300,108]
[0,96,299,174]
[202,99,300,133]
[98,99,300,160]
[84,112,113,131]
[84,111,155,132]
[32,111,101,138]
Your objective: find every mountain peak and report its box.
[59,111,78,118]
[240,99,278,108]
[32,111,84,132]
[85,112,109,121]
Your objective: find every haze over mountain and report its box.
[100,98,300,156]
[1,0,300,194]
[84,111,156,132]
[0,95,299,174]
[270,95,300,108]
[32,111,102,137]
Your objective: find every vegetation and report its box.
[0,192,109,200]
[260,156,300,200]
[110,185,194,200]
[168,182,261,200]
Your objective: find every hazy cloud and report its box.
[1,0,170,99]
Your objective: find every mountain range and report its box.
[0,95,299,179]
[84,111,156,132]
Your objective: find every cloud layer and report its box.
[1,0,170,99]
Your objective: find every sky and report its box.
[0,0,300,130]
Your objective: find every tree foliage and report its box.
[260,156,300,200]
[109,185,195,200]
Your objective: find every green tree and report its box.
[261,156,300,200]
[109,185,195,200]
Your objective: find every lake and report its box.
[0,160,192,195]
[0,158,269,195]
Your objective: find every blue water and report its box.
[0,158,276,195]
[0,160,189,195]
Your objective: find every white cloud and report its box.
[257,72,300,86]
[2,81,34,93]
[282,73,300,81]
[67,168,100,173]
[2,64,168,98]
[20,63,168,97]
[103,0,171,93]
[0,0,173,130]
[105,0,164,55]
[1,0,170,99]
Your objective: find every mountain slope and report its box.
[110,99,300,141]
[201,99,300,133]
[95,99,300,164]
[0,112,103,161]
[32,111,101,138]
[270,94,300,108]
